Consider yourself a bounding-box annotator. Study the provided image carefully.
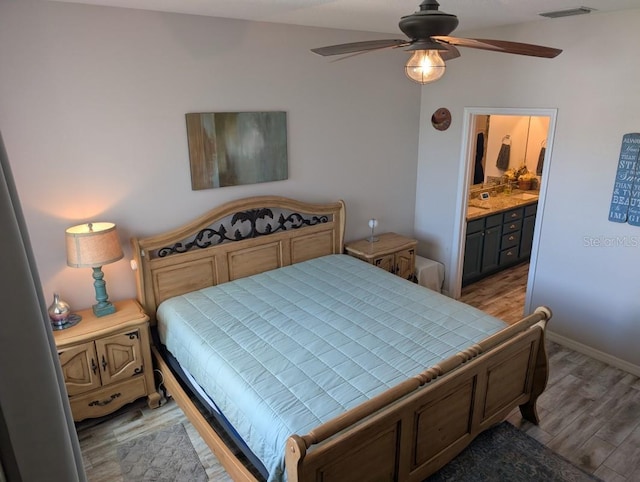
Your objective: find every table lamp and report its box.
[65,222,123,317]
[368,218,379,243]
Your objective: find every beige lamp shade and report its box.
[65,222,124,268]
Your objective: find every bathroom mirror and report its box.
[469,114,550,187]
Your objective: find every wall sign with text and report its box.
[609,133,640,225]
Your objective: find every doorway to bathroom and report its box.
[449,107,557,318]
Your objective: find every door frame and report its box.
[449,107,557,315]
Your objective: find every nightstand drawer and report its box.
[69,375,147,422]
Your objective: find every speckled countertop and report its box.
[466,190,539,221]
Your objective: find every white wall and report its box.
[0,0,420,311]
[414,9,640,370]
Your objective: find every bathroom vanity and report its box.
[463,191,538,286]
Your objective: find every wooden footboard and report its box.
[286,307,551,482]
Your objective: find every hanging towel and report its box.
[474,132,485,184]
[536,147,546,175]
[496,142,511,170]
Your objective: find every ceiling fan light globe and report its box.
[405,49,445,84]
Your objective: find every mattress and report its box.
[156,254,506,481]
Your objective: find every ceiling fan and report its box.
[311,0,562,84]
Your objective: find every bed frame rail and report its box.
[286,307,551,482]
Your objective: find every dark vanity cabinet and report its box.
[463,202,537,286]
[462,228,483,280]
[463,214,502,281]
[519,203,537,259]
[499,209,522,267]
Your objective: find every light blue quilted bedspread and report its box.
[156,254,506,481]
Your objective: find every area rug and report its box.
[426,422,601,482]
[116,423,207,481]
[116,421,601,481]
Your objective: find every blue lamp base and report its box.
[92,266,116,317]
[93,301,116,317]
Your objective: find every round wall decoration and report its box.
[431,108,452,131]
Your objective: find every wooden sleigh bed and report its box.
[131,195,551,482]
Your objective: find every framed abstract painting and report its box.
[186,111,288,190]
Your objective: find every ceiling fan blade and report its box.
[434,36,562,58]
[438,44,461,61]
[326,41,455,64]
[311,39,409,56]
[328,49,392,63]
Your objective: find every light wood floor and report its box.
[463,262,640,481]
[460,261,530,324]
[78,263,640,481]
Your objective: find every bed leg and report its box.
[519,327,548,424]
[519,400,540,424]
[147,391,162,409]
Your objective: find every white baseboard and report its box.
[547,330,640,377]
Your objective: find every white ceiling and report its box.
[47,0,640,34]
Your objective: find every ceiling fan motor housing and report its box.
[399,0,459,48]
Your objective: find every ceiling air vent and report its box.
[539,7,596,18]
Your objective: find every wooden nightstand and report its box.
[53,299,161,422]
[345,232,417,281]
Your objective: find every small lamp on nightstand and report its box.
[368,218,379,243]
[65,222,124,317]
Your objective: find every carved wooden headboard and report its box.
[131,196,346,322]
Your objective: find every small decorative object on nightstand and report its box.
[368,218,379,242]
[53,299,161,421]
[47,293,82,330]
[345,232,417,281]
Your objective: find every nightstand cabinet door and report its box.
[58,342,101,396]
[96,330,144,386]
[395,248,415,280]
[373,254,395,273]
